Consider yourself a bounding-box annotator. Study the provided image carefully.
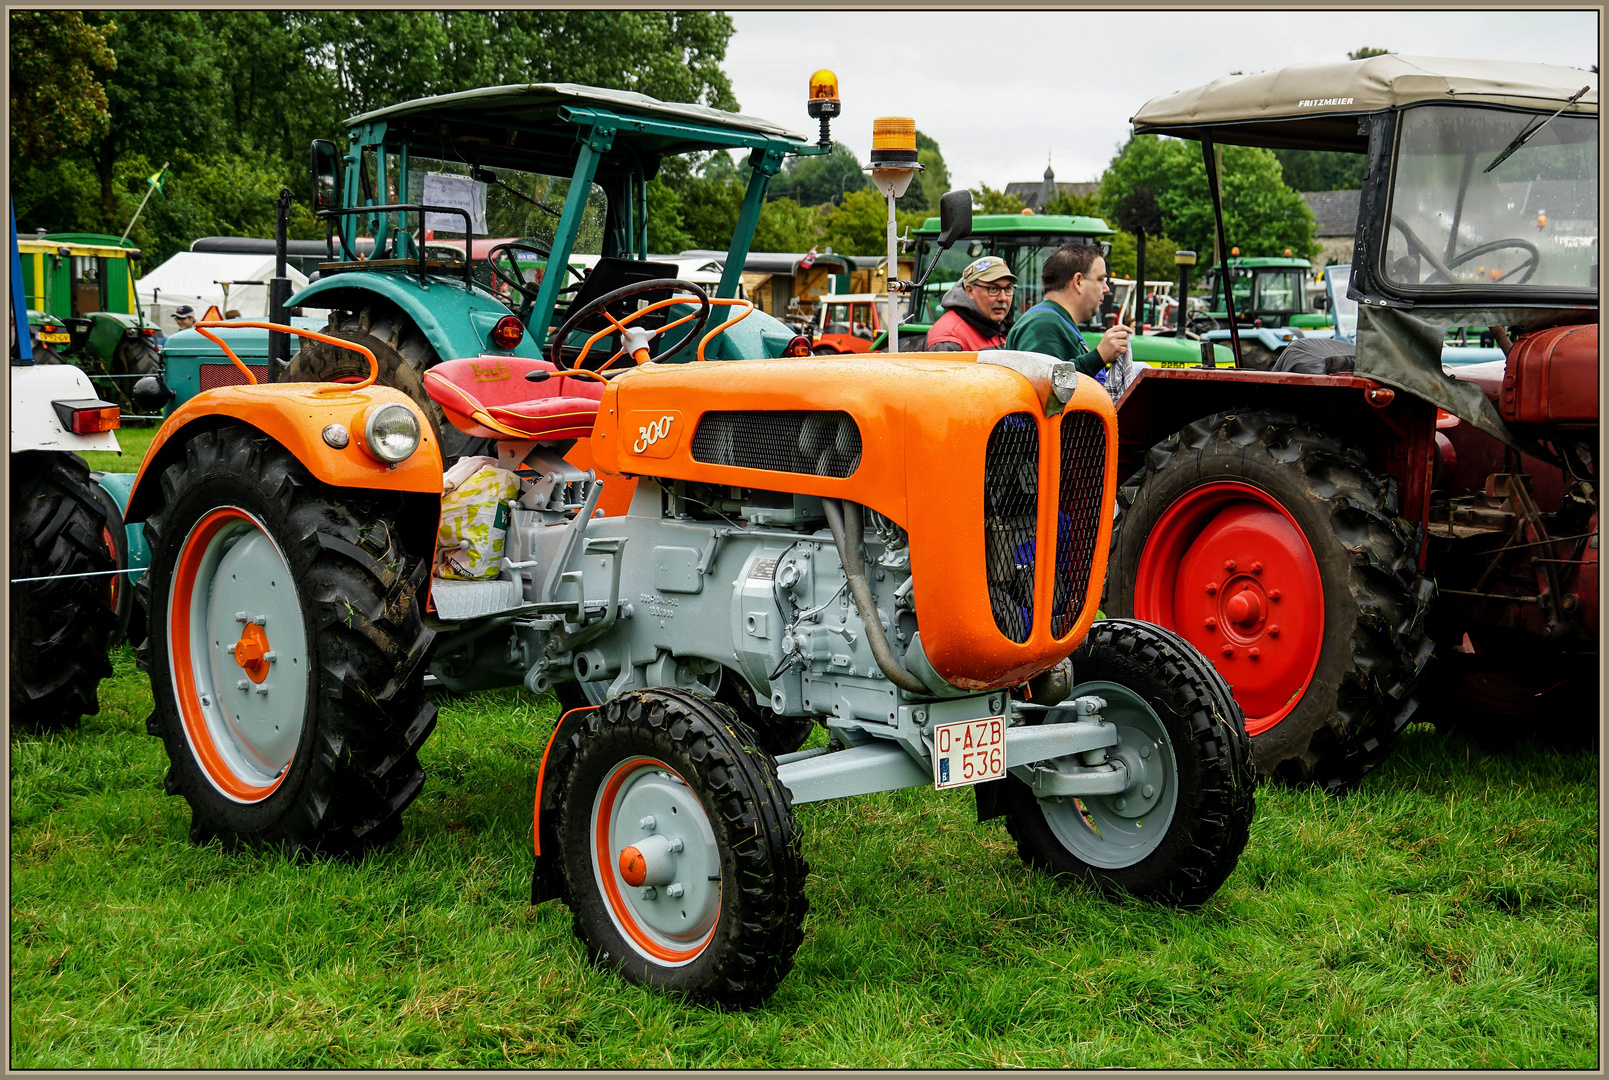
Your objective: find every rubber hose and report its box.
[822,498,929,694]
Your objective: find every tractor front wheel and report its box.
[555,688,809,1007]
[1106,410,1434,791]
[1001,619,1255,907]
[9,451,120,730]
[136,424,437,856]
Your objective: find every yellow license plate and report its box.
[39,332,69,344]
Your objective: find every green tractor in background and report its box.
[1191,254,1330,368]
[16,230,164,407]
[881,213,1236,372]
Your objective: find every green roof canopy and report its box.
[344,83,810,173]
[914,213,1115,237]
[1133,54,1598,152]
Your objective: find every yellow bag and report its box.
[435,457,522,580]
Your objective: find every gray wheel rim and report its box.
[590,757,721,966]
[169,508,309,802]
[1037,679,1178,869]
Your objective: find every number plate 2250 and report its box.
[932,716,1005,790]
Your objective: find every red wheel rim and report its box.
[1133,481,1324,736]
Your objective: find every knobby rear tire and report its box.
[9,451,119,730]
[1106,410,1434,792]
[136,424,437,856]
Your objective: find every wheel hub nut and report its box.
[232,622,274,683]
[618,833,679,887]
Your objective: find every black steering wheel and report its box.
[485,241,586,302]
[1391,217,1541,285]
[548,278,713,369]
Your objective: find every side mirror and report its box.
[935,190,973,249]
[1314,294,1329,312]
[310,140,340,213]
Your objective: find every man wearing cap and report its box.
[1006,241,1130,377]
[173,305,197,332]
[924,256,1015,352]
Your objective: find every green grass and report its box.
[11,649,1599,1068]
[78,420,159,475]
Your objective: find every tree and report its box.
[1272,149,1364,192]
[903,130,951,213]
[752,198,820,253]
[9,12,116,160]
[1098,134,1317,261]
[772,142,866,207]
[820,188,888,256]
[1347,46,1392,60]
[971,183,1025,215]
[1042,187,1101,218]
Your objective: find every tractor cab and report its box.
[1199,255,1314,330]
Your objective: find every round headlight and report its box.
[363,402,421,464]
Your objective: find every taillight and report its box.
[52,398,121,433]
[140,326,157,336]
[490,315,525,350]
[782,335,813,357]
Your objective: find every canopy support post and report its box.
[1201,137,1243,368]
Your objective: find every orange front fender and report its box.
[126,383,443,525]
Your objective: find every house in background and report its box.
[1005,164,1099,212]
[1302,189,1360,269]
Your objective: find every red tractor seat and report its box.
[423,356,605,441]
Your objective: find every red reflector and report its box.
[782,335,813,358]
[71,407,121,433]
[1365,387,1396,408]
[490,315,525,351]
[140,327,156,336]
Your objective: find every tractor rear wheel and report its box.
[555,687,809,1007]
[85,472,134,646]
[1001,619,1255,907]
[136,424,437,856]
[9,451,119,730]
[285,303,487,461]
[1106,410,1434,791]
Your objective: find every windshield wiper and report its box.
[472,167,561,218]
[1483,85,1591,174]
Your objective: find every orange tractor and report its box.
[122,94,1254,1007]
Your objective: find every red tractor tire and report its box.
[1105,410,1434,791]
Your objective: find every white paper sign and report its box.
[422,172,488,234]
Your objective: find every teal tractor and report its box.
[886,213,1235,372]
[138,84,827,454]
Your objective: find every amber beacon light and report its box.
[868,116,924,354]
[807,69,840,148]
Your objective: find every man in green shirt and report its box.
[1005,241,1131,377]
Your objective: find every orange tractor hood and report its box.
[590,353,1119,690]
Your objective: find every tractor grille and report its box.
[690,410,862,478]
[982,413,1040,643]
[199,363,268,391]
[1051,411,1107,638]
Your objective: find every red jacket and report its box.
[927,308,1005,351]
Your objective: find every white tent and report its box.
[135,252,312,332]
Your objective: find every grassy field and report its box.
[9,646,1599,1069]
[78,420,159,475]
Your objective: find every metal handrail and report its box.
[315,203,475,287]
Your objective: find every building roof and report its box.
[1301,189,1360,237]
[1003,179,1100,211]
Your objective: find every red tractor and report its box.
[1103,55,1598,789]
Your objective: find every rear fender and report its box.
[124,384,444,559]
[9,364,119,453]
[288,273,543,362]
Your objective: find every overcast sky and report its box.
[722,11,1599,193]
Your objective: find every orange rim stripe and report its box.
[594,757,717,963]
[168,507,289,803]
